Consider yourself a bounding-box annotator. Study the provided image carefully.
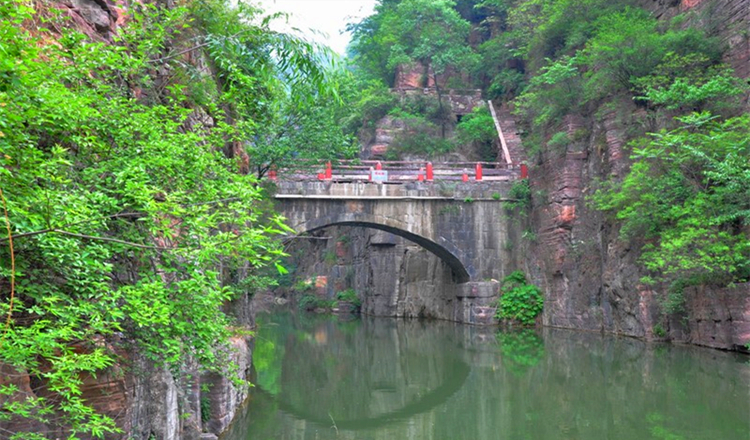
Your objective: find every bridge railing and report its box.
[271,160,526,183]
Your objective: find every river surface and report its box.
[223,312,750,440]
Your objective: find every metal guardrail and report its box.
[270,160,527,183]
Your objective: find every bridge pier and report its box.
[454,281,500,325]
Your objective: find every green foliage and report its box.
[293,278,315,293]
[547,131,570,150]
[496,271,544,326]
[248,74,359,177]
[473,33,526,100]
[386,113,456,159]
[366,0,477,84]
[188,0,355,177]
[252,322,285,396]
[592,112,750,287]
[323,249,338,265]
[298,294,337,312]
[514,55,582,128]
[456,107,498,161]
[579,8,723,103]
[335,288,361,308]
[0,0,344,436]
[200,395,212,424]
[652,323,667,338]
[522,229,538,242]
[399,94,454,126]
[512,2,730,131]
[633,53,747,112]
[522,0,636,65]
[341,79,398,135]
[647,412,687,440]
[505,179,532,211]
[348,0,479,142]
[346,0,401,84]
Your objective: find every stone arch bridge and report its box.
[273,164,521,322]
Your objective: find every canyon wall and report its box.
[522,0,750,350]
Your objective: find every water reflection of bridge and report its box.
[225,314,750,440]
[239,314,497,433]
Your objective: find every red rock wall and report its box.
[642,0,750,79]
[526,0,750,350]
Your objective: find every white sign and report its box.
[371,170,388,183]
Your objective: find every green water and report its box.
[223,312,750,440]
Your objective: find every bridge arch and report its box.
[290,212,472,284]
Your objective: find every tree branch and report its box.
[51,230,170,250]
[0,212,146,242]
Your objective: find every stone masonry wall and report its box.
[281,226,506,326]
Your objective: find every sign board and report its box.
[371,170,388,183]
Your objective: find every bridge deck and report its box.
[274,180,516,201]
[273,160,523,184]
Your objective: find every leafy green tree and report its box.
[339,77,398,136]
[456,106,498,161]
[513,3,729,130]
[592,112,750,291]
[506,0,636,66]
[0,0,342,437]
[347,0,402,85]
[633,53,747,113]
[349,0,479,137]
[383,0,478,132]
[188,0,349,176]
[578,8,722,103]
[514,54,582,128]
[248,69,359,178]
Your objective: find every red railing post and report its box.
[426,162,434,181]
[520,164,528,179]
[475,163,483,181]
[325,161,332,180]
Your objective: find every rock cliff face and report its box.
[0,300,254,439]
[522,0,750,350]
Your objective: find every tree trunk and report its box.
[433,71,446,138]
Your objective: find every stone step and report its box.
[496,104,527,165]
